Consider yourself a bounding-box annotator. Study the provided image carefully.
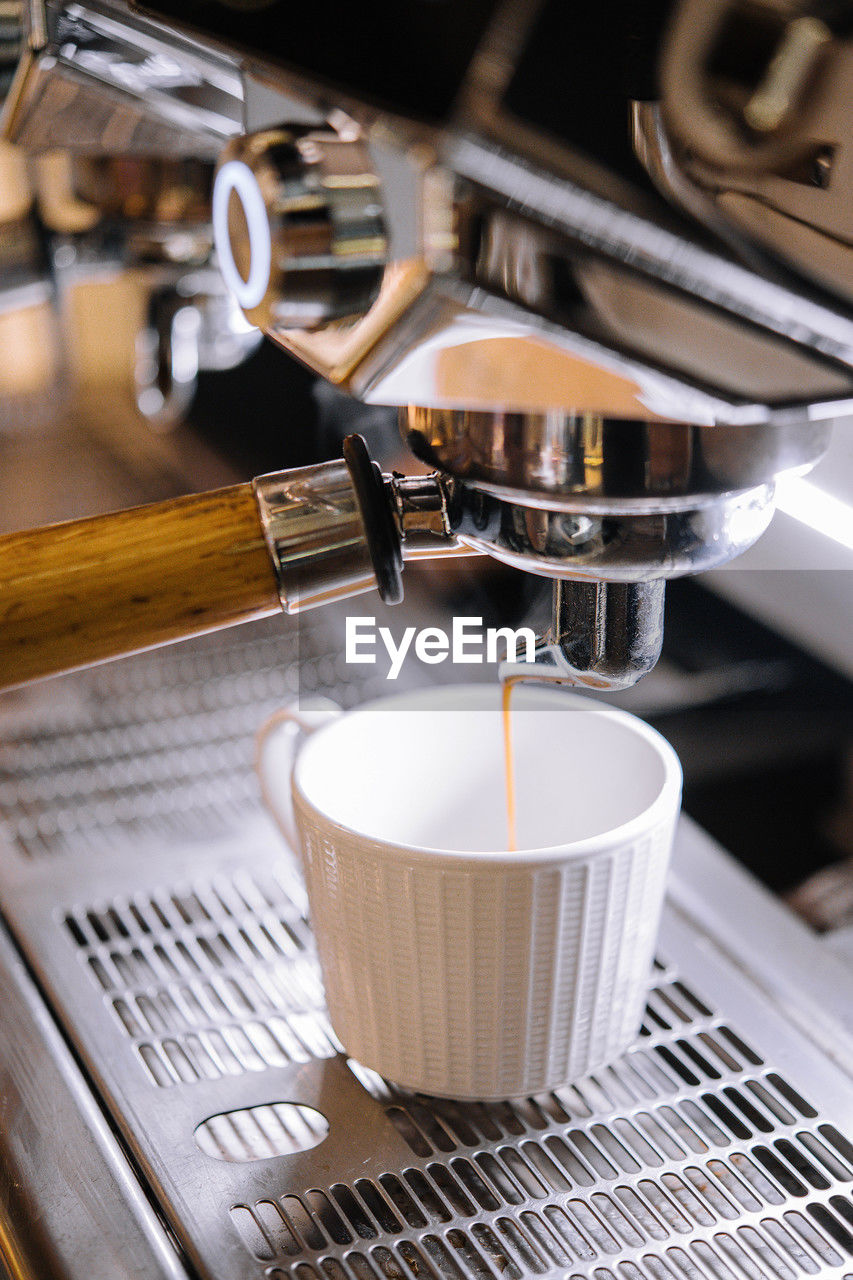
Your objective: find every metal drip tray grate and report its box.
[4,841,852,1280]
[0,617,852,1280]
[0,611,393,860]
[211,970,853,1279]
[61,864,339,1085]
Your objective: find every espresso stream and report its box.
[502,680,518,851]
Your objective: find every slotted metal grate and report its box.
[222,966,853,1280]
[0,612,396,860]
[0,615,851,1280]
[196,1104,331,1162]
[61,865,339,1086]
[50,860,853,1280]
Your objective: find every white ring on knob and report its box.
[212,159,272,311]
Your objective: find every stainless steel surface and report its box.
[0,913,190,1280]
[254,461,376,613]
[450,483,776,580]
[215,125,853,419]
[403,409,833,506]
[213,125,387,333]
[441,134,853,412]
[0,619,852,1280]
[4,0,243,156]
[401,406,826,659]
[501,580,666,692]
[7,2,853,423]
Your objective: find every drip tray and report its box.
[1,617,852,1280]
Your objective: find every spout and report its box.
[500,579,665,692]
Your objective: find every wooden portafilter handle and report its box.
[0,445,417,691]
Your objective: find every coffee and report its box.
[502,678,518,851]
[257,685,682,1098]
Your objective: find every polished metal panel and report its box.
[0,904,188,1280]
[214,125,387,333]
[1,619,853,1280]
[445,134,853,390]
[502,580,666,692]
[403,408,833,505]
[451,483,775,579]
[254,461,377,613]
[3,0,243,156]
[221,131,853,420]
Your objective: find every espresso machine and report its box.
[0,5,852,1280]
[0,0,852,690]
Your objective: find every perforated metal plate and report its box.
[0,615,392,861]
[1,614,852,1280]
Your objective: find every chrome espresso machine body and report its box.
[0,6,853,1280]
[0,0,852,685]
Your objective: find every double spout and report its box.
[501,579,665,693]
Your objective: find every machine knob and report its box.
[212,125,387,333]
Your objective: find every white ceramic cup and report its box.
[257,684,682,1100]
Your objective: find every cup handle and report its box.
[255,697,341,851]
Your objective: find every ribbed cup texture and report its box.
[294,796,677,1100]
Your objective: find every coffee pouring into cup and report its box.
[0,6,836,1099]
[257,685,682,1101]
[0,0,842,1105]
